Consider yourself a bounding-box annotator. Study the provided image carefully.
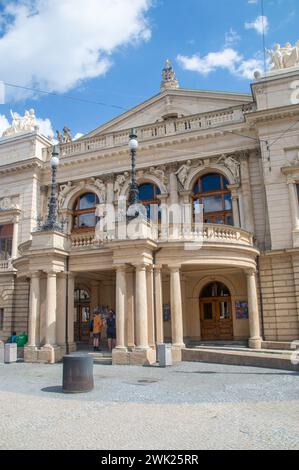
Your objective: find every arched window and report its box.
[0,224,13,260]
[138,183,161,220]
[73,192,99,231]
[193,173,233,225]
[201,282,230,298]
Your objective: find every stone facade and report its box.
[1,60,299,364]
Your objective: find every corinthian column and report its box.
[170,266,185,348]
[247,270,262,349]
[28,272,40,347]
[135,264,149,349]
[115,266,127,350]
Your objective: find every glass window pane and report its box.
[139,184,155,201]
[219,302,230,320]
[226,215,234,226]
[194,182,199,194]
[79,193,97,210]
[78,214,96,228]
[203,195,222,213]
[223,177,230,189]
[201,174,221,192]
[224,193,232,210]
[203,303,213,320]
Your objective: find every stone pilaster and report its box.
[115,266,127,350]
[135,264,149,350]
[146,265,155,348]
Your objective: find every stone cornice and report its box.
[0,157,43,175]
[245,103,299,126]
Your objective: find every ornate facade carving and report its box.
[217,154,241,183]
[0,196,19,212]
[58,182,73,208]
[267,41,299,70]
[2,109,38,138]
[113,172,130,199]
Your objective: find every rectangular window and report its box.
[0,224,13,260]
[0,308,4,330]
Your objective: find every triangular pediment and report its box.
[84,88,252,138]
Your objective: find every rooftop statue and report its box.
[161,59,180,91]
[2,109,39,137]
[267,41,299,71]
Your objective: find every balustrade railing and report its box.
[70,224,253,250]
[45,103,255,160]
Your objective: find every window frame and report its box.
[72,193,99,232]
[192,173,233,226]
[0,308,4,330]
[0,224,13,260]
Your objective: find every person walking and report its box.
[106,309,116,351]
[93,312,103,352]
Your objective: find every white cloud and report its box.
[0,114,9,136]
[245,15,269,35]
[177,48,264,80]
[0,0,152,100]
[36,118,54,140]
[74,133,84,140]
[225,29,241,47]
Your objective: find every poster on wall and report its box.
[235,301,249,320]
[163,304,171,322]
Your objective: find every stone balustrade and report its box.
[0,259,13,271]
[44,104,255,160]
[70,224,253,251]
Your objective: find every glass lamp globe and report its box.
[51,155,60,168]
[129,138,138,150]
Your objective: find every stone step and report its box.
[182,348,299,372]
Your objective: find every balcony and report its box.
[0,259,13,272]
[70,223,254,251]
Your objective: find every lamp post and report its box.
[40,146,64,232]
[128,129,139,206]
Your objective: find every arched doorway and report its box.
[200,282,233,341]
[74,288,91,343]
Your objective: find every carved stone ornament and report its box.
[175,160,203,189]
[0,197,19,211]
[266,41,299,71]
[2,109,39,138]
[113,172,130,199]
[58,182,73,208]
[217,154,241,183]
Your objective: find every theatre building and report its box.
[0,56,299,365]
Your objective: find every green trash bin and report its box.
[17,332,28,348]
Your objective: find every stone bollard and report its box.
[157,343,173,367]
[62,355,94,393]
[0,341,4,364]
[4,343,17,364]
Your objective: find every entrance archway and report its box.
[74,288,91,342]
[199,282,233,341]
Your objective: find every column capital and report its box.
[57,271,68,280]
[154,264,163,272]
[245,268,257,277]
[115,264,127,273]
[29,271,41,280]
[46,271,57,278]
[134,263,147,272]
[169,265,181,273]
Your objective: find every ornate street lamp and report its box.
[127,129,141,220]
[39,146,64,232]
[128,129,139,206]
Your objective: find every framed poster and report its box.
[163,304,171,322]
[235,301,249,320]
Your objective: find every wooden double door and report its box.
[74,304,91,342]
[200,297,233,341]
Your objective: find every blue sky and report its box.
[0,0,298,138]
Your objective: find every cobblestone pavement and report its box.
[0,361,298,450]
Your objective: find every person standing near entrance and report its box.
[93,312,103,352]
[106,309,116,351]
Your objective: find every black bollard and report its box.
[62,355,94,393]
